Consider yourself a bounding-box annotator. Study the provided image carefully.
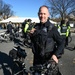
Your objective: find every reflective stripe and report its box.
[66,31,69,37]
[60,33,66,35]
[63,24,66,26]
[24,24,29,33]
[66,29,70,37]
[68,26,70,30]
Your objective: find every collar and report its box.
[40,19,50,28]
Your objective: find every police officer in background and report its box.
[23,19,32,46]
[65,19,71,46]
[30,5,64,75]
[22,19,28,38]
[24,19,32,33]
[60,19,70,47]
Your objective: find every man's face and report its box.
[38,7,50,24]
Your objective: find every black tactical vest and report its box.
[61,24,67,33]
[33,23,54,56]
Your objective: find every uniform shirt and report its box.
[30,20,64,58]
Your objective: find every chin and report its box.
[41,20,46,23]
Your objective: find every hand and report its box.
[51,55,58,63]
[30,28,36,34]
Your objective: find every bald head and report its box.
[38,5,49,13]
[38,5,50,24]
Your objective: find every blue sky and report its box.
[3,0,46,17]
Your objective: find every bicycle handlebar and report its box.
[29,60,52,72]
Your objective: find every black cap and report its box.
[28,19,32,22]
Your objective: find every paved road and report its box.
[59,33,75,75]
[0,33,75,75]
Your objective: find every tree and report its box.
[0,0,4,15]
[72,12,75,16]
[0,0,14,20]
[2,3,14,19]
[46,0,75,20]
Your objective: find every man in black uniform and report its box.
[30,5,64,75]
[7,21,13,34]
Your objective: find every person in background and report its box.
[7,21,13,34]
[23,19,32,46]
[60,19,70,47]
[6,21,13,41]
[0,23,2,29]
[30,5,64,75]
[22,19,28,38]
[65,19,71,46]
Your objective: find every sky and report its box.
[3,0,46,18]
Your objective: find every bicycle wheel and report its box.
[68,36,72,43]
[3,33,10,42]
[11,60,27,75]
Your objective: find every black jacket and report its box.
[7,24,13,33]
[30,20,64,58]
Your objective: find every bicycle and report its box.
[0,32,11,43]
[68,36,72,43]
[29,60,61,75]
[9,46,61,75]
[12,60,28,75]
[9,46,27,75]
[68,32,72,43]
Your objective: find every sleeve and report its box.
[52,26,65,57]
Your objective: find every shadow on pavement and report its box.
[0,51,21,75]
[65,46,75,51]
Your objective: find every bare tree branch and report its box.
[0,0,14,20]
[46,0,75,20]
